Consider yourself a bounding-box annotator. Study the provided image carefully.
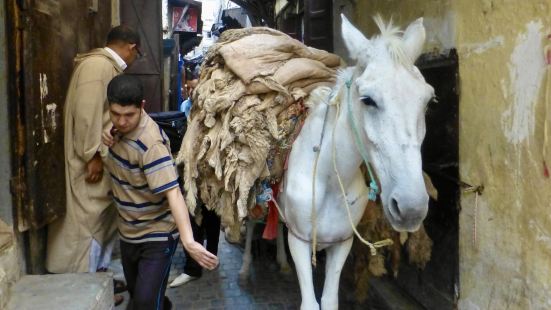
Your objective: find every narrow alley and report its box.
[114,232,302,309]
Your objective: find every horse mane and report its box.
[372,14,413,67]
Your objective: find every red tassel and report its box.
[262,184,280,240]
[262,203,279,240]
[544,160,550,178]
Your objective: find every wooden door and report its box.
[277,1,302,41]
[303,0,332,52]
[120,0,163,112]
[6,0,112,273]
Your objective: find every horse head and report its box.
[341,15,434,232]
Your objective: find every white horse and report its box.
[279,15,434,310]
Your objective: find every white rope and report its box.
[331,88,393,256]
[463,185,482,250]
[473,191,479,249]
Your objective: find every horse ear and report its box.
[341,14,370,62]
[402,18,426,62]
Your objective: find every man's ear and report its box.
[141,99,145,109]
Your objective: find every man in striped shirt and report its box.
[102,74,218,309]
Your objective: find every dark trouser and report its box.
[184,204,221,277]
[121,237,177,310]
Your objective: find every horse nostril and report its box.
[389,197,401,220]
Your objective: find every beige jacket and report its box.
[46,49,122,273]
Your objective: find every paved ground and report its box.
[113,231,302,309]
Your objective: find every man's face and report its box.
[123,43,142,66]
[109,103,142,135]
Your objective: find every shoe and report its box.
[169,273,198,288]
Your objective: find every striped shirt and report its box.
[105,112,180,243]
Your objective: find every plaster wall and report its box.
[455,1,551,308]
[351,0,455,54]
[352,0,551,308]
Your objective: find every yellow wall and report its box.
[353,0,455,51]
[355,1,551,308]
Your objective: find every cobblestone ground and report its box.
[114,231,302,309]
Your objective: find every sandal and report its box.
[114,279,127,294]
[114,294,124,307]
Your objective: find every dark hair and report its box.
[106,25,141,46]
[107,75,143,107]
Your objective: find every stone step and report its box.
[6,273,113,310]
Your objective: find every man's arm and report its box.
[165,187,218,270]
[74,77,105,183]
[72,61,114,182]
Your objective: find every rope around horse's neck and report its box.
[285,79,394,266]
[332,79,392,256]
[344,80,379,200]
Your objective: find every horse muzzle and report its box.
[383,188,429,232]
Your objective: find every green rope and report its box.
[345,80,379,201]
[332,80,392,256]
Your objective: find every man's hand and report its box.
[182,240,219,270]
[102,126,119,148]
[165,187,219,270]
[85,152,103,183]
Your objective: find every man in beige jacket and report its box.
[47,25,141,281]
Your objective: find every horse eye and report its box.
[360,96,378,108]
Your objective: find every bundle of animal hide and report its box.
[343,172,437,303]
[176,27,343,241]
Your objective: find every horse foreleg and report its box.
[277,222,291,274]
[321,238,353,310]
[288,232,319,310]
[239,220,255,280]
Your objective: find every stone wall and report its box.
[0,222,22,309]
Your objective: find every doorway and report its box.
[340,50,460,309]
